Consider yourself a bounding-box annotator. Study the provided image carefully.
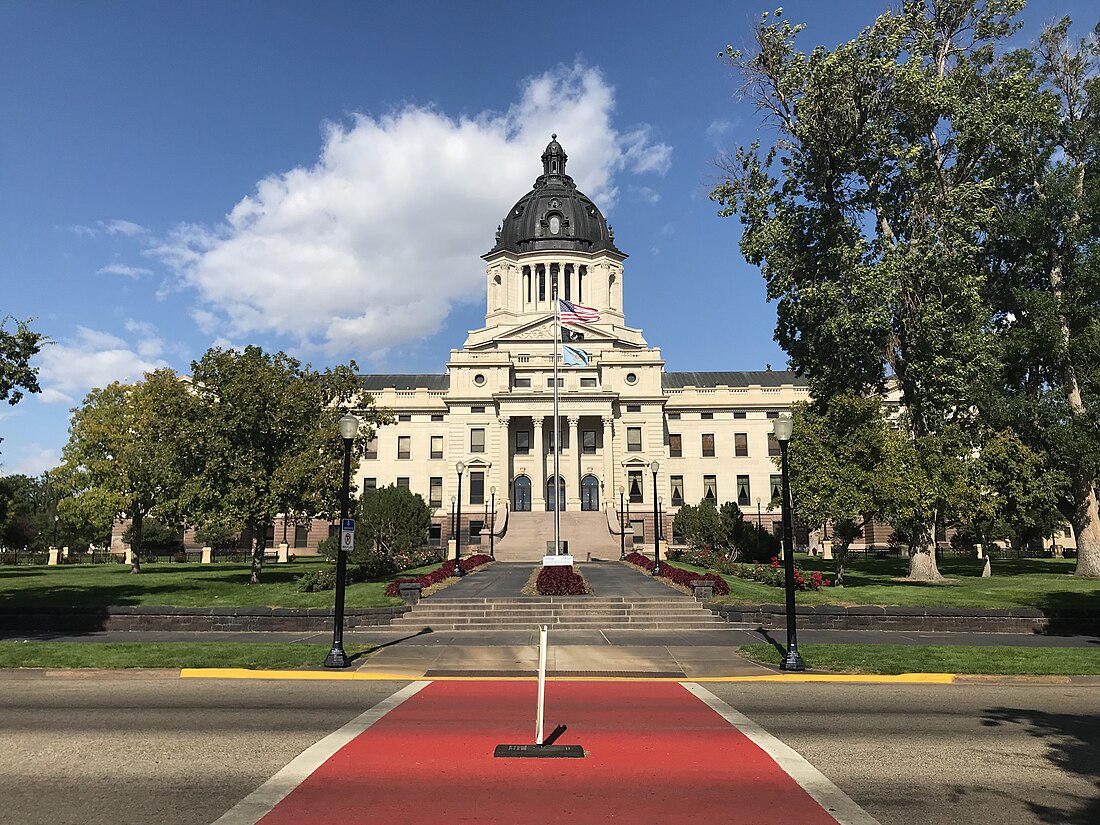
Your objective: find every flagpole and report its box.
[552,284,561,557]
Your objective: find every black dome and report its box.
[487,136,623,256]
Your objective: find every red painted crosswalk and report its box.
[237,681,861,825]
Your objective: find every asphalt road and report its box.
[2,675,1097,825]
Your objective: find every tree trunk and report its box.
[834,541,851,587]
[906,525,943,581]
[129,510,142,574]
[250,523,265,584]
[1071,486,1100,578]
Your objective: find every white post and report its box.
[535,625,548,745]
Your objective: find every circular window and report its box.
[473,373,486,386]
[625,372,638,385]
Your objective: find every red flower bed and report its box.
[385,554,492,596]
[624,551,730,596]
[535,564,590,596]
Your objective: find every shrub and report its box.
[731,556,831,591]
[535,565,590,595]
[296,567,339,592]
[384,553,492,596]
[624,551,730,596]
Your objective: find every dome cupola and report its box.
[488,136,622,256]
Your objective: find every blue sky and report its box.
[1,0,1093,476]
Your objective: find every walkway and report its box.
[430,559,677,599]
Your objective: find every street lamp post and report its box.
[773,414,805,672]
[454,461,466,576]
[650,460,660,576]
[756,497,762,529]
[618,485,626,560]
[450,496,456,545]
[489,486,496,560]
[325,412,359,669]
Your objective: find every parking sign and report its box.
[340,518,355,551]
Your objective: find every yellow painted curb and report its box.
[179,668,957,684]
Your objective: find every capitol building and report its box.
[350,137,808,559]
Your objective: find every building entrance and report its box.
[513,476,531,512]
[581,475,600,511]
[545,476,565,511]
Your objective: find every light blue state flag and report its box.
[563,345,590,367]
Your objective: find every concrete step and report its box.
[391,620,725,631]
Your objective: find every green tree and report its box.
[788,394,915,585]
[61,369,197,573]
[981,17,1100,576]
[0,316,45,456]
[672,500,729,555]
[182,346,386,584]
[712,1,1036,579]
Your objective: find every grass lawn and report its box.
[0,558,434,609]
[739,643,1100,675]
[669,555,1100,610]
[0,641,373,669]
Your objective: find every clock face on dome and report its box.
[549,215,561,235]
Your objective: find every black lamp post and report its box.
[618,485,626,560]
[756,497,762,529]
[650,459,660,575]
[450,495,456,544]
[325,412,359,669]
[454,461,466,576]
[773,414,805,672]
[489,486,496,560]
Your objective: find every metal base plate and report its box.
[493,744,584,758]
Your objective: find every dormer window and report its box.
[549,214,561,235]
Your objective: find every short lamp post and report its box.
[773,414,805,672]
[325,412,359,669]
[454,461,466,576]
[650,459,660,576]
[489,486,496,560]
[450,496,456,544]
[618,485,626,560]
[756,496,762,529]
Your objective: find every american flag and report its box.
[559,299,600,324]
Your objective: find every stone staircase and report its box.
[492,510,620,561]
[389,595,725,631]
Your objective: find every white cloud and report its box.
[35,326,168,402]
[98,263,152,278]
[155,62,672,356]
[2,446,60,476]
[104,219,145,236]
[631,186,661,205]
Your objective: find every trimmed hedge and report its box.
[385,554,492,596]
[624,551,730,596]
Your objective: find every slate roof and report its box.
[360,374,449,391]
[662,370,806,389]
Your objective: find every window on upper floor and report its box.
[704,475,718,504]
[701,433,715,457]
[768,434,781,457]
[669,434,682,458]
[737,475,750,506]
[701,412,714,420]
[470,428,485,453]
[582,430,597,454]
[670,475,684,507]
[364,438,378,459]
[627,427,642,452]
[515,430,530,454]
[430,435,443,460]
[429,477,443,508]
[397,436,410,460]
[734,432,748,457]
[398,414,411,422]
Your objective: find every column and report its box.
[532,415,545,510]
[497,416,510,505]
[602,416,615,508]
[567,416,581,508]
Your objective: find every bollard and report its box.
[398,582,423,605]
[690,579,715,601]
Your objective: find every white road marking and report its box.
[210,680,430,825]
[682,682,882,825]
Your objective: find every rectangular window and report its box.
[702,433,715,457]
[430,435,443,460]
[470,428,485,453]
[734,432,748,457]
[627,404,641,412]
[627,427,642,452]
[546,377,563,387]
[364,438,378,459]
[631,518,645,544]
[471,405,485,413]
[430,476,443,508]
[431,414,444,422]
[733,411,746,419]
[363,477,377,494]
[398,414,411,422]
[538,269,546,301]
[705,475,718,504]
[701,412,714,420]
[770,474,783,505]
[768,434,780,457]
[670,475,684,507]
[429,523,442,545]
[580,377,597,387]
[470,471,485,505]
[766,411,779,419]
[293,524,309,549]
[396,477,410,489]
[546,428,567,453]
[397,435,411,460]
[515,430,530,454]
[628,469,643,504]
[668,412,681,420]
[469,520,484,545]
[514,377,532,388]
[582,430,597,454]
[737,475,750,506]
[669,434,682,457]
